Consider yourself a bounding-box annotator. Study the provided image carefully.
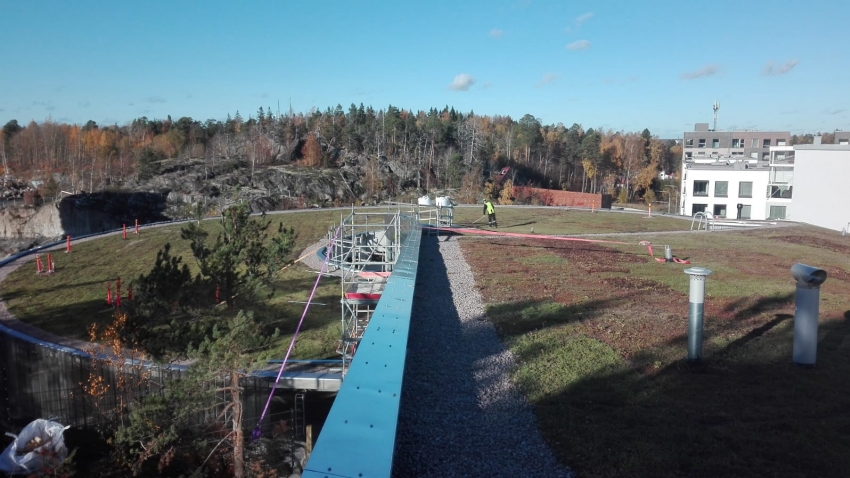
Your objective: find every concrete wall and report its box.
[513,187,609,208]
[790,146,850,232]
[680,167,772,219]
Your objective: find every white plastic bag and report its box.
[0,419,70,475]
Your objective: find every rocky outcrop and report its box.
[0,151,427,247]
[0,192,170,241]
[0,204,63,239]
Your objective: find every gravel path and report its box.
[392,235,574,478]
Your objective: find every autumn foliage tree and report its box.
[301,132,322,167]
[0,107,681,202]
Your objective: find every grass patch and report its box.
[2,210,344,359]
[461,224,850,477]
[6,207,850,475]
[450,206,691,235]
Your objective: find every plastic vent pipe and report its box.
[684,267,712,361]
[791,263,828,366]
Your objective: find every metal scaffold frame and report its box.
[416,199,454,235]
[332,205,404,375]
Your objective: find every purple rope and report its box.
[252,226,341,441]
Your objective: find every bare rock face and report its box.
[0,191,169,241]
[0,149,424,252]
[0,205,63,239]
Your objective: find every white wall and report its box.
[790,147,850,232]
[680,167,770,219]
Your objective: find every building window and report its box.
[685,152,693,158]
[692,204,707,215]
[686,139,694,146]
[712,139,720,148]
[713,204,727,218]
[714,181,728,197]
[693,180,709,196]
[752,138,759,148]
[698,139,706,148]
[777,139,787,146]
[769,185,793,198]
[739,181,753,198]
[763,139,771,148]
[750,152,759,159]
[739,205,751,219]
[732,138,743,148]
[840,139,849,145]
[769,205,787,219]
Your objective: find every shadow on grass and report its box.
[527,306,850,478]
[486,297,614,338]
[721,292,795,321]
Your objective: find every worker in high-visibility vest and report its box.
[483,199,497,227]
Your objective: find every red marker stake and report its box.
[65,235,71,253]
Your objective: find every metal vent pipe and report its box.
[684,267,712,361]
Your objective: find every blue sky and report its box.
[1,0,847,138]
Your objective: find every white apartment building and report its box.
[790,143,850,232]
[679,147,793,220]
[683,123,791,162]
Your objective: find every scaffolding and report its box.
[416,196,455,235]
[330,206,404,376]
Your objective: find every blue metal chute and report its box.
[303,215,421,478]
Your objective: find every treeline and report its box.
[0,105,683,200]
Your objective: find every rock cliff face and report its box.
[0,192,170,241]
[0,154,423,249]
[0,204,64,239]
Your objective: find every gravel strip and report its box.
[393,235,574,478]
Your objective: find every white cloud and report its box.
[449,74,476,91]
[566,40,591,51]
[535,73,561,88]
[146,96,167,104]
[575,12,594,25]
[490,29,503,38]
[823,108,845,115]
[680,64,719,80]
[762,59,799,76]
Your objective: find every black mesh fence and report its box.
[0,330,298,438]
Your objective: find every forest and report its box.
[3,104,689,203]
